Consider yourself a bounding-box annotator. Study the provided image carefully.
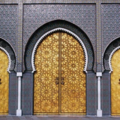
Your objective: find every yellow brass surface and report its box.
[34,33,59,114]
[111,49,120,115]
[0,49,9,114]
[61,33,86,113]
[34,32,86,114]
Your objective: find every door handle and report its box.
[119,79,120,84]
[61,81,64,85]
[61,77,64,85]
[0,79,2,84]
[55,77,64,85]
[55,77,59,85]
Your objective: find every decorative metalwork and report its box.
[34,32,59,114]
[61,32,86,113]
[111,49,120,115]
[34,32,86,114]
[0,49,9,115]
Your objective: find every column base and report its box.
[16,109,22,116]
[97,109,102,117]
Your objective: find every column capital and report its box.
[96,72,102,77]
[17,72,22,77]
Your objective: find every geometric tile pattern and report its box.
[101,4,120,53]
[9,72,17,115]
[0,5,18,51]
[102,71,111,115]
[86,72,96,115]
[23,4,96,54]
[22,72,33,115]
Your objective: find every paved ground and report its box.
[1,116,120,120]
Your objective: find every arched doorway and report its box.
[111,49,120,115]
[0,49,9,115]
[33,32,86,115]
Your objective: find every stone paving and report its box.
[0,116,120,120]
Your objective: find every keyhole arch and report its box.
[31,28,88,73]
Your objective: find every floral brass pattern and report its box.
[61,33,86,113]
[0,49,9,115]
[34,32,86,114]
[111,49,120,115]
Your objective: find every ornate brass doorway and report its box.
[34,32,86,115]
[0,49,9,115]
[111,49,120,115]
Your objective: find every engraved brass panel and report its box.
[34,33,59,114]
[0,49,9,115]
[111,49,120,115]
[34,32,86,114]
[61,32,86,113]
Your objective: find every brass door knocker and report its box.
[0,79,2,84]
[119,79,120,84]
[55,77,59,85]
[61,77,64,85]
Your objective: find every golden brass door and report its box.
[0,49,9,115]
[34,32,86,114]
[111,49,120,115]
